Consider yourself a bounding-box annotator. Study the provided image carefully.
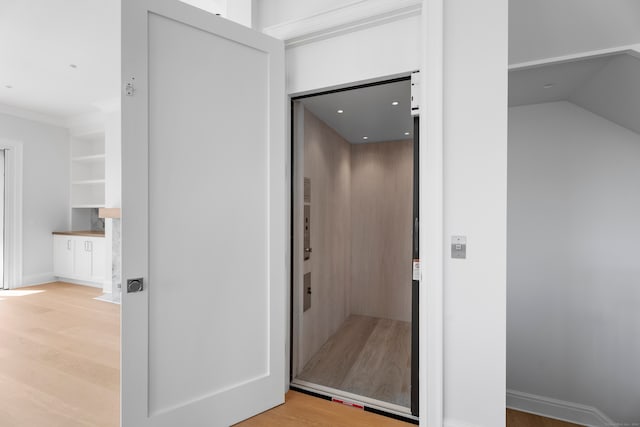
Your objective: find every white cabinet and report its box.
[53,235,74,278]
[90,237,106,282]
[53,234,106,285]
[75,239,93,279]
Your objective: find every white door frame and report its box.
[421,1,445,426]
[278,1,446,425]
[0,139,23,290]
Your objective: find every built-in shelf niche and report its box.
[71,132,105,209]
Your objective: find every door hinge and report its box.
[125,82,135,97]
[411,71,420,116]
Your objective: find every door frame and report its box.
[282,1,446,424]
[288,75,419,422]
[0,139,23,290]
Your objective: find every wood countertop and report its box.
[52,230,105,237]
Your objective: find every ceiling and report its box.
[509,56,611,107]
[1,1,639,124]
[300,80,413,144]
[0,0,120,121]
[509,52,640,135]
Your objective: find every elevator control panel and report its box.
[304,177,311,261]
[303,273,311,312]
[451,236,467,259]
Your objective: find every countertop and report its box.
[52,230,105,237]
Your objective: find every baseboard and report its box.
[55,277,104,289]
[507,389,615,427]
[18,272,56,288]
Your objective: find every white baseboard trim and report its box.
[55,277,104,289]
[507,389,616,427]
[18,273,57,288]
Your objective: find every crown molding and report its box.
[0,103,68,128]
[262,0,421,47]
[509,43,640,71]
[66,111,106,136]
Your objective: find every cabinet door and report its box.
[90,237,106,283]
[75,238,93,279]
[53,236,74,278]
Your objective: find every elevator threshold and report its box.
[290,380,418,424]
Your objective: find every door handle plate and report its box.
[127,278,144,293]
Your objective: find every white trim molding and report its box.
[262,0,421,47]
[0,103,67,128]
[507,390,616,427]
[19,273,56,288]
[421,0,444,426]
[0,139,23,290]
[509,43,640,71]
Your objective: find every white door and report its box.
[121,1,286,426]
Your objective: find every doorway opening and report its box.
[290,76,419,423]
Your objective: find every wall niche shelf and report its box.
[71,133,105,217]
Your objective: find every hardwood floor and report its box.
[239,392,585,427]
[506,409,584,427]
[0,282,120,427]
[297,314,411,408]
[236,390,410,427]
[0,282,584,427]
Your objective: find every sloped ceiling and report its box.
[509,53,640,135]
[570,54,640,135]
[509,0,640,64]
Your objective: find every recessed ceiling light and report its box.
[337,109,344,114]
[392,101,399,106]
[404,132,410,136]
[543,83,554,89]
[362,136,369,140]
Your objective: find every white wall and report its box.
[285,15,420,95]
[0,112,70,286]
[508,101,640,424]
[442,0,508,426]
[509,0,640,64]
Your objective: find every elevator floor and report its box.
[297,315,411,408]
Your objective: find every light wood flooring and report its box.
[0,283,584,427]
[297,314,411,408]
[506,409,583,427]
[239,391,585,427]
[0,282,120,427]
[236,390,411,427]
